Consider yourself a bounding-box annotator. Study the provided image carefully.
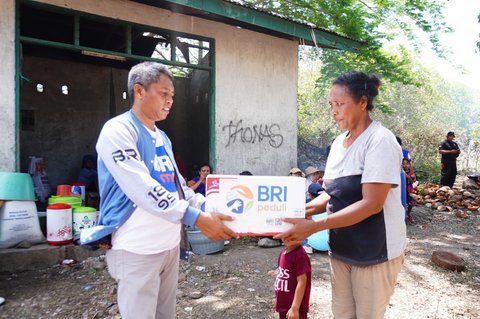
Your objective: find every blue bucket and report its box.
[187,227,224,254]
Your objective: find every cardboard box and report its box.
[205,175,305,236]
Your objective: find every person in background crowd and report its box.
[304,166,323,203]
[304,166,323,187]
[78,154,98,191]
[439,131,460,188]
[396,136,411,160]
[395,136,408,211]
[402,158,416,224]
[275,71,406,319]
[307,183,323,203]
[289,167,304,177]
[188,163,211,196]
[80,62,236,319]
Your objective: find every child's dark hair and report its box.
[332,72,381,111]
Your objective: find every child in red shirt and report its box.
[274,239,311,319]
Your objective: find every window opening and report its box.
[20,5,74,44]
[20,3,213,70]
[80,17,126,53]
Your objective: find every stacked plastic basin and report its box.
[48,186,97,242]
[0,172,36,201]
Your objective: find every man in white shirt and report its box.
[83,62,236,319]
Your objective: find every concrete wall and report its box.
[214,29,298,176]
[0,0,16,172]
[25,0,299,176]
[20,57,130,185]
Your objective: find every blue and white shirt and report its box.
[323,121,406,266]
[80,110,204,253]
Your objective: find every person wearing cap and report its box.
[304,166,323,202]
[304,166,323,187]
[439,131,460,188]
[288,167,304,177]
[307,183,323,202]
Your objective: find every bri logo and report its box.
[206,177,221,196]
[226,185,254,214]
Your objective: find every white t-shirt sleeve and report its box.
[361,130,402,186]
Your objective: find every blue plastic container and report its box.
[307,212,329,251]
[187,227,224,254]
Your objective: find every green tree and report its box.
[244,0,452,85]
[298,51,480,182]
[246,1,480,181]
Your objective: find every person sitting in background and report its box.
[396,136,411,160]
[78,154,98,191]
[307,183,323,203]
[288,167,304,177]
[304,166,323,202]
[304,166,323,187]
[188,164,211,196]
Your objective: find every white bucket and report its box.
[46,203,72,245]
[72,206,97,238]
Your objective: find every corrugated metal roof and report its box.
[223,0,361,43]
[131,0,365,51]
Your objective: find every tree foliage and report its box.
[297,46,480,182]
[243,1,480,182]
[244,0,452,85]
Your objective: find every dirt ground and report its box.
[0,204,479,319]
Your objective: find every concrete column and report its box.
[0,0,17,172]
